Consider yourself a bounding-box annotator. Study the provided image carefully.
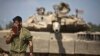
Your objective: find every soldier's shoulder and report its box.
[22,27,30,32]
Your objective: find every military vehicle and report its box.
[23,2,90,32]
[0,2,100,56]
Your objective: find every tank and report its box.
[23,2,90,32]
[0,2,100,56]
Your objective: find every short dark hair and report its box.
[37,7,45,11]
[13,16,22,22]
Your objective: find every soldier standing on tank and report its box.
[5,16,33,56]
[34,7,46,23]
[53,2,70,18]
[32,7,47,29]
[52,2,71,32]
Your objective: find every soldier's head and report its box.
[13,16,22,27]
[59,2,70,13]
[36,7,45,15]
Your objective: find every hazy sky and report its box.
[0,0,100,27]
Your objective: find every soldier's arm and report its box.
[5,31,15,44]
[29,40,33,56]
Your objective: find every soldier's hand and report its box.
[10,30,16,35]
[4,30,15,39]
[29,53,33,56]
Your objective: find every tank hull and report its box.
[0,30,100,56]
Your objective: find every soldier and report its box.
[59,2,70,15]
[29,7,47,29]
[53,2,70,18]
[34,7,46,23]
[5,16,33,56]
